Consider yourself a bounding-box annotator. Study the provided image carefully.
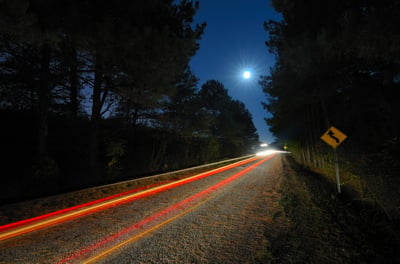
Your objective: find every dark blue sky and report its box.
[190,0,281,143]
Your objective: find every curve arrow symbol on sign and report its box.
[320,126,347,149]
[327,130,340,143]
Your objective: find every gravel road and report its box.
[0,155,284,264]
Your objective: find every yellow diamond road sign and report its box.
[320,126,347,149]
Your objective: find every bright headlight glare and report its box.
[256,149,290,156]
[256,150,276,156]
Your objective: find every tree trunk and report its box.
[149,136,167,172]
[36,44,51,159]
[89,48,103,178]
[69,43,79,119]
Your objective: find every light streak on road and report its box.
[0,182,170,232]
[58,154,276,263]
[0,156,261,241]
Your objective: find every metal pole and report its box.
[333,148,341,193]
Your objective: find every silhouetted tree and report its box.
[0,0,207,200]
[262,0,400,192]
[198,80,259,157]
[0,0,75,181]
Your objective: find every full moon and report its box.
[243,71,251,79]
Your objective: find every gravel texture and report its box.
[0,155,284,264]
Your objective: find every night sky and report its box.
[190,0,282,144]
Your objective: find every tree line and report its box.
[0,0,259,203]
[263,0,400,215]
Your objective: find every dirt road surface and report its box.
[0,155,284,263]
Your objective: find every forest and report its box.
[263,0,400,219]
[0,0,259,203]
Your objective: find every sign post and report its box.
[333,149,341,193]
[320,126,347,193]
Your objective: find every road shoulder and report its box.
[267,155,400,263]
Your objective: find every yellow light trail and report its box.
[83,190,218,264]
[0,156,260,241]
[67,155,276,264]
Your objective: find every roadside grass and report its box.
[253,238,276,264]
[269,155,400,264]
[301,153,400,222]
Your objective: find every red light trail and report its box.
[57,154,276,263]
[0,156,260,241]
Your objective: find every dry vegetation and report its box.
[268,155,400,264]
